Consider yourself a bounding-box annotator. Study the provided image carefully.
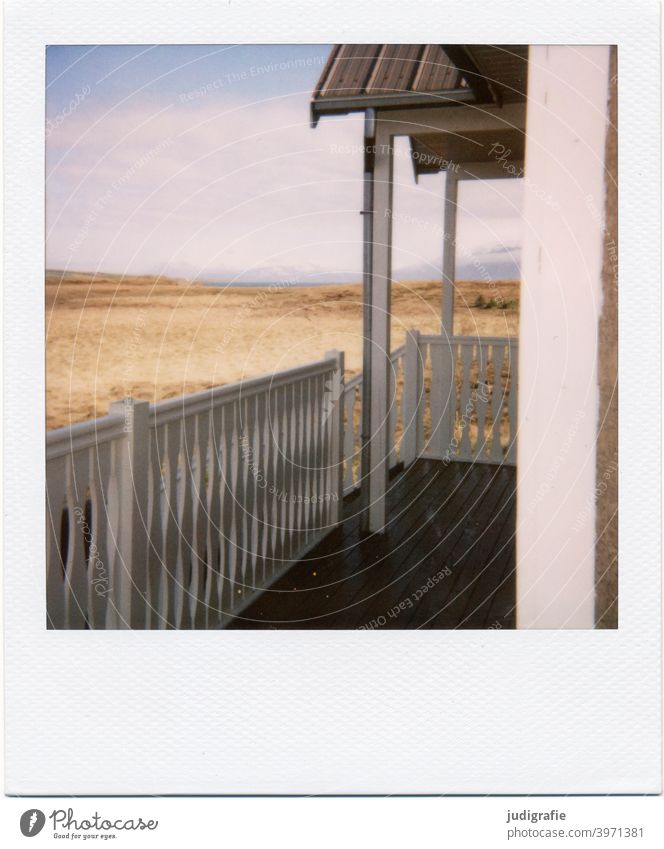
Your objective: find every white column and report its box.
[516,46,611,629]
[366,122,394,532]
[441,168,458,336]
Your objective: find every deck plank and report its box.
[227,460,516,629]
[422,480,516,629]
[235,461,445,627]
[413,467,516,629]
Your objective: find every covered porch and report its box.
[311,45,526,537]
[45,45,612,631]
[230,45,524,628]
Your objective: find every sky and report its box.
[46,44,522,283]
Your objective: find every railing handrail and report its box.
[46,412,126,459]
[46,355,339,456]
[150,356,337,427]
[420,333,519,347]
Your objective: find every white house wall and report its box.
[517,45,611,628]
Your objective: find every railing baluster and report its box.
[301,377,311,545]
[206,405,223,627]
[155,423,175,628]
[240,394,256,597]
[146,425,166,628]
[46,456,67,629]
[310,374,320,536]
[458,343,474,460]
[201,414,214,624]
[253,392,267,588]
[220,402,236,619]
[190,411,209,628]
[104,441,121,629]
[270,385,284,573]
[64,450,88,628]
[428,340,445,458]
[233,398,248,609]
[309,374,317,538]
[475,343,490,461]
[402,330,423,465]
[315,372,325,533]
[265,387,279,579]
[329,351,345,525]
[317,371,324,526]
[174,414,193,629]
[292,379,304,552]
[506,342,518,465]
[342,380,357,493]
[88,441,112,629]
[163,419,183,626]
[281,383,292,565]
[490,344,506,462]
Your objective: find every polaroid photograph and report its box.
[41,39,616,633]
[2,0,662,832]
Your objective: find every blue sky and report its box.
[46,44,522,282]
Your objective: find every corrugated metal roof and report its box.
[311,44,527,119]
[412,44,467,92]
[315,44,383,98]
[314,44,464,100]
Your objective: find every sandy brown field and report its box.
[46,271,519,430]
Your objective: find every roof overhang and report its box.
[312,47,528,177]
[410,126,525,177]
[312,45,527,113]
[310,88,475,127]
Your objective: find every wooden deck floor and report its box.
[227,459,517,630]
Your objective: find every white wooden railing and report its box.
[341,333,518,492]
[47,336,517,627]
[46,353,344,629]
[413,334,518,466]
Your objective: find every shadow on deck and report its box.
[227,459,517,630]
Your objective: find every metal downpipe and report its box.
[360,108,376,533]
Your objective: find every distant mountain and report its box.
[138,246,521,287]
[395,246,521,282]
[196,265,362,286]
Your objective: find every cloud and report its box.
[46,88,522,282]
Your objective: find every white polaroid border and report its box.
[3,0,661,794]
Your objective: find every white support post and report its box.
[109,398,150,629]
[325,349,345,526]
[401,329,423,466]
[442,168,458,336]
[366,122,394,533]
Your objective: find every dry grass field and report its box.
[46,270,519,430]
